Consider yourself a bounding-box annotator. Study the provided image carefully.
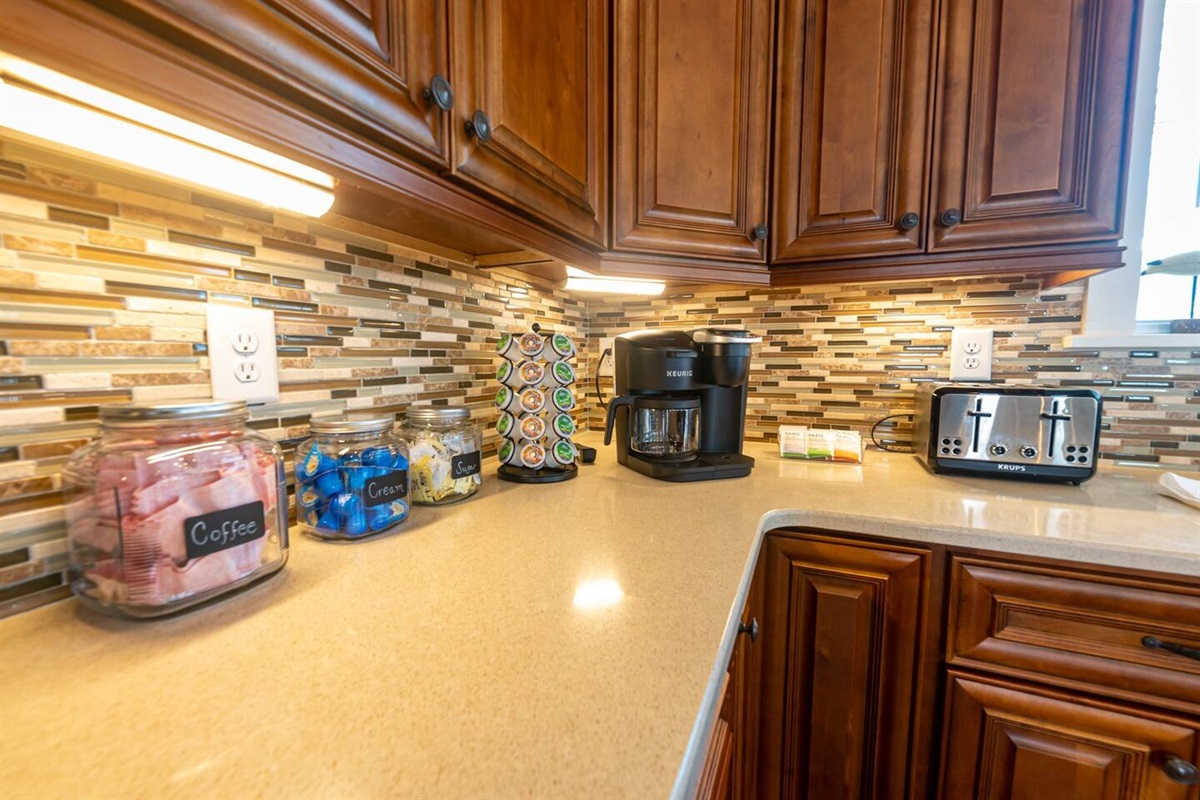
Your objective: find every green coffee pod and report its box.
[552,412,576,438]
[549,333,575,359]
[549,438,576,467]
[548,360,575,387]
[496,411,517,438]
[551,386,575,412]
[498,438,519,465]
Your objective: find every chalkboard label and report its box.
[364,469,407,507]
[451,451,481,479]
[184,500,265,561]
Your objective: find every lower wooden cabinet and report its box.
[939,673,1199,800]
[729,531,1200,800]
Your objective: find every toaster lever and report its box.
[1040,399,1073,458]
[967,397,993,453]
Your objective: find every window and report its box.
[1135,0,1199,323]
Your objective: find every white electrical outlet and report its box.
[207,305,279,403]
[950,328,993,381]
[598,337,616,377]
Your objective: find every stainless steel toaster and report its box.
[912,385,1103,484]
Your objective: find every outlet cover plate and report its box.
[598,337,615,377]
[950,328,993,381]
[208,305,279,403]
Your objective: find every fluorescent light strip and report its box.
[562,266,664,295]
[0,57,334,218]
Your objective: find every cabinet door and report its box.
[132,0,450,167]
[757,534,933,800]
[612,0,772,263]
[940,673,1200,800]
[929,0,1139,251]
[770,0,935,263]
[448,0,607,247]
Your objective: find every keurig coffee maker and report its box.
[603,328,761,482]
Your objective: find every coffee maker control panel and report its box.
[689,329,762,344]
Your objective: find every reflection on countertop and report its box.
[0,434,1196,800]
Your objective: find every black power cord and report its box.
[870,413,915,453]
[595,347,613,409]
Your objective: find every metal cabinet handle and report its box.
[738,617,759,642]
[1142,635,1200,661]
[1163,755,1200,785]
[898,212,920,231]
[753,223,768,241]
[465,110,492,142]
[940,208,962,227]
[421,75,454,111]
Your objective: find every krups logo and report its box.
[996,464,1026,472]
[666,369,693,378]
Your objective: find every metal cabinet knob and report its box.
[753,224,768,241]
[738,617,759,642]
[422,75,454,111]
[898,212,920,231]
[940,208,963,227]
[465,110,492,142]
[1163,755,1200,785]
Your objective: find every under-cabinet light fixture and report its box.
[562,266,665,296]
[0,54,335,217]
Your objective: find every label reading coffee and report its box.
[451,451,482,479]
[364,469,407,507]
[184,500,266,561]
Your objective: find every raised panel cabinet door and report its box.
[757,534,933,800]
[449,0,607,247]
[928,0,1140,250]
[939,673,1200,800]
[612,0,772,262]
[770,0,936,263]
[122,0,451,167]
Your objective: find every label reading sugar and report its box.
[451,451,482,479]
[364,469,407,507]
[184,501,265,561]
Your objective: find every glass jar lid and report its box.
[405,405,470,424]
[99,400,249,428]
[309,414,395,434]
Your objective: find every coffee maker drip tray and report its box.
[625,452,755,482]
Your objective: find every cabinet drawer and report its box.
[948,557,1200,712]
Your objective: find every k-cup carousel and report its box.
[494,325,579,483]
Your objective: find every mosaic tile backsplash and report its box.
[0,140,587,616]
[1,137,1197,617]
[583,284,1200,469]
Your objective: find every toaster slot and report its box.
[1040,397,1072,459]
[967,396,993,454]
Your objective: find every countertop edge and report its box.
[669,507,1200,799]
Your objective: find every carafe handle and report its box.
[603,396,635,445]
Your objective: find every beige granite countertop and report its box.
[1,436,1197,800]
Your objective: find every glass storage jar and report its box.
[62,400,288,618]
[295,415,409,540]
[400,406,482,504]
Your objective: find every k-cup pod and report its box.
[549,386,576,413]
[550,412,576,439]
[519,387,547,414]
[496,332,522,361]
[547,438,577,467]
[517,331,545,359]
[518,440,546,469]
[544,360,576,387]
[495,386,522,413]
[517,359,545,386]
[498,438,520,466]
[519,413,546,441]
[497,360,525,388]
[496,411,518,439]
[549,332,576,360]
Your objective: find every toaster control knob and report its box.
[1020,446,1038,458]
[990,444,1007,457]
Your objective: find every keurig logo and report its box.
[666,370,693,377]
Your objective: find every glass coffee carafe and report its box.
[608,396,700,461]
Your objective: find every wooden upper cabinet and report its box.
[612,0,772,263]
[448,0,607,247]
[126,0,451,168]
[929,0,1140,251]
[771,0,936,263]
